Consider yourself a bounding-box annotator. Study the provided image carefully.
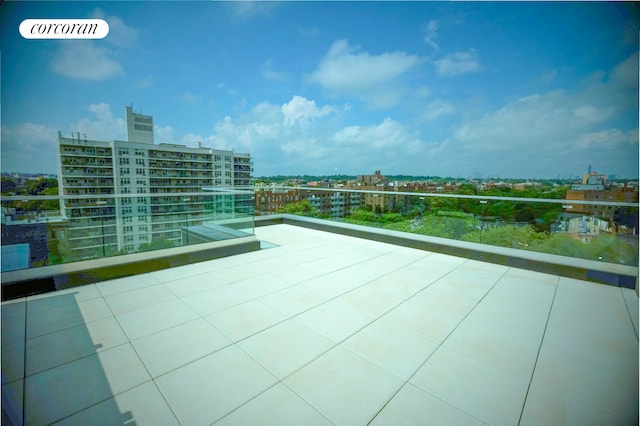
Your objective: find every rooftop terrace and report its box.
[2,223,638,425]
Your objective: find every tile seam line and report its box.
[365,383,489,426]
[224,265,458,425]
[226,232,380,271]
[364,258,505,345]
[25,286,102,316]
[96,272,163,298]
[22,307,118,342]
[76,293,190,423]
[619,286,639,340]
[43,379,181,426]
[369,263,511,424]
[162,229,426,300]
[191,244,433,330]
[210,377,335,426]
[160,241,392,300]
[21,298,27,426]
[367,259,511,424]
[117,297,205,342]
[516,274,561,425]
[105,290,184,317]
[23,340,133,379]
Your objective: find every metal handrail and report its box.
[1,189,255,202]
[267,185,639,208]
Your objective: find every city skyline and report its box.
[1,2,638,178]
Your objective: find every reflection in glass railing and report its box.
[260,186,638,266]
[0,190,255,272]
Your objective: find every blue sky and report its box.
[1,1,638,178]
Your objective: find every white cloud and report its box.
[195,95,430,174]
[281,96,336,126]
[179,133,225,149]
[362,88,409,110]
[572,104,613,124]
[69,103,126,141]
[414,86,431,98]
[610,51,639,90]
[50,41,124,81]
[262,59,287,82]
[225,2,279,20]
[1,123,59,174]
[431,65,639,178]
[154,125,174,144]
[216,82,239,97]
[132,75,154,89]
[250,101,282,124]
[576,128,638,150]
[422,20,439,51]
[50,11,138,81]
[2,103,130,174]
[299,27,319,38]
[212,111,281,154]
[422,99,455,122]
[452,91,577,149]
[434,49,481,77]
[309,40,420,94]
[91,9,139,48]
[280,137,327,159]
[539,69,558,85]
[178,92,202,107]
[333,117,422,151]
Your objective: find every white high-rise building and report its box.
[125,106,154,145]
[57,107,252,260]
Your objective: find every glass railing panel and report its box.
[1,189,255,272]
[263,186,638,267]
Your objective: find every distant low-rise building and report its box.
[356,170,387,185]
[255,187,301,215]
[565,171,638,218]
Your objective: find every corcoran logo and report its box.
[19,19,109,39]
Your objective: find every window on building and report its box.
[134,123,153,131]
